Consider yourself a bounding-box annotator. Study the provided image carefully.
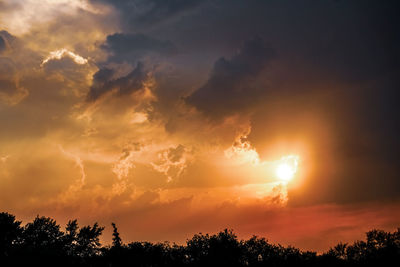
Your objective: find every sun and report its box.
[276,163,295,181]
[276,155,299,182]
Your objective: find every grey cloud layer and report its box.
[87,62,147,101]
[102,33,177,63]
[186,37,274,119]
[94,0,202,30]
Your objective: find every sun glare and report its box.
[276,155,299,182]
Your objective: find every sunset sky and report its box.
[1,0,399,252]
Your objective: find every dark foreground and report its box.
[1,212,399,266]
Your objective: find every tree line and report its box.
[0,211,399,266]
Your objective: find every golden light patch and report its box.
[276,155,299,182]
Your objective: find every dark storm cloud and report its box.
[290,1,400,82]
[93,0,202,30]
[91,32,178,102]
[102,33,177,63]
[185,37,274,119]
[129,0,202,27]
[122,0,400,83]
[87,62,147,101]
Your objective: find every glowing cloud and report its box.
[41,48,88,66]
[130,111,148,124]
[151,145,190,182]
[58,146,86,188]
[0,0,108,35]
[224,128,260,165]
[112,150,136,181]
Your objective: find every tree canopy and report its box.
[0,211,399,266]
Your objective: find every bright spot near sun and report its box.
[276,155,299,182]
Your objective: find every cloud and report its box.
[185,37,275,119]
[0,79,28,106]
[224,127,260,166]
[96,0,202,30]
[41,48,88,66]
[0,56,28,105]
[0,0,110,35]
[0,78,17,95]
[102,33,177,63]
[112,142,142,181]
[130,0,202,27]
[39,49,97,96]
[151,144,190,182]
[59,146,86,188]
[0,30,16,53]
[86,62,149,101]
[0,36,5,53]
[0,155,9,163]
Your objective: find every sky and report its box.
[0,0,400,252]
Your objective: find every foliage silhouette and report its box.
[111,222,122,249]
[0,212,22,258]
[0,211,399,266]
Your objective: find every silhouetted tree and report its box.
[321,242,348,267]
[364,228,400,265]
[0,211,399,267]
[64,219,79,256]
[22,215,64,249]
[242,236,280,266]
[75,222,104,258]
[186,229,243,267]
[18,215,66,266]
[0,212,22,257]
[111,222,122,249]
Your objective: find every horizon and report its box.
[6,200,400,253]
[2,210,400,255]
